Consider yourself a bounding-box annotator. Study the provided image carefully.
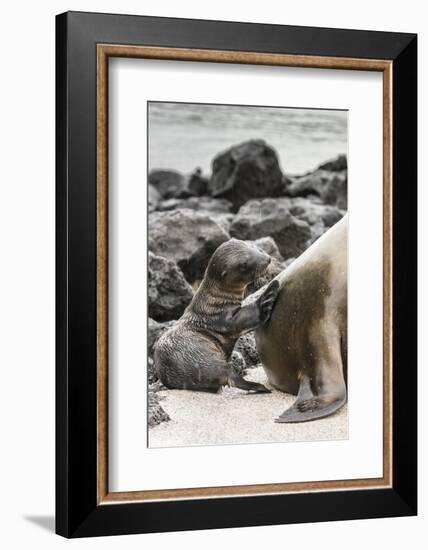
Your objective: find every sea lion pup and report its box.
[154,239,280,393]
[253,214,348,422]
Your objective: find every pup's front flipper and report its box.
[259,279,280,325]
[224,279,280,334]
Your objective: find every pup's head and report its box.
[206,239,271,290]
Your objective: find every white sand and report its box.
[149,367,348,448]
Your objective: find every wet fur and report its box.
[155,239,280,393]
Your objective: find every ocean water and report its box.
[148,102,348,176]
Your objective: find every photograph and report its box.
[0,1,420,545]
[147,101,349,448]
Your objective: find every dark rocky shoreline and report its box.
[148,139,347,427]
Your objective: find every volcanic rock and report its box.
[148,252,194,321]
[208,140,287,210]
[230,198,312,259]
[148,209,230,283]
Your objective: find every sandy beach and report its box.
[149,366,348,448]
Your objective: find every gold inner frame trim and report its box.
[96,44,393,505]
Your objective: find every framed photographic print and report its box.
[56,11,417,538]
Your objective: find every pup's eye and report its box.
[239,262,248,272]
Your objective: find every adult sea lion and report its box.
[154,239,280,393]
[255,214,348,422]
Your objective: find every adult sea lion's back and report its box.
[255,214,348,422]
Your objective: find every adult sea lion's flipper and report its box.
[275,374,346,423]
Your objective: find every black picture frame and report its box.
[56,11,417,538]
